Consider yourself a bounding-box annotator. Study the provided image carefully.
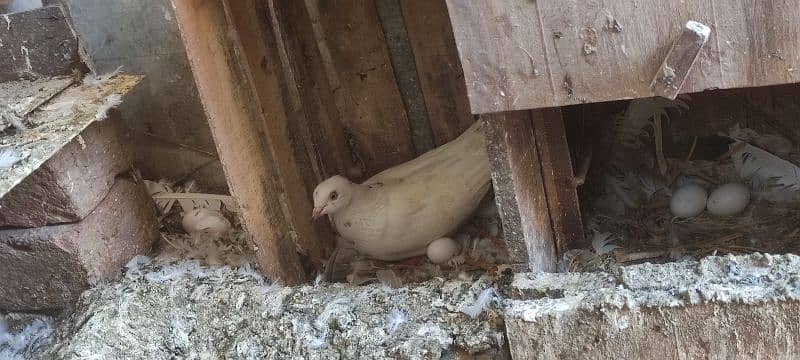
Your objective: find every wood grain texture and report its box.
[172,0,306,284]
[483,112,557,272]
[223,0,332,269]
[0,6,81,81]
[315,0,416,175]
[276,0,356,180]
[376,0,435,155]
[531,108,585,252]
[400,0,474,145]
[445,0,800,114]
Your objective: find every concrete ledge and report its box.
[0,178,158,311]
[0,118,131,227]
[505,254,800,359]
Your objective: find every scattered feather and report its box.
[461,287,494,319]
[385,308,407,334]
[591,232,620,255]
[733,142,800,192]
[0,316,54,359]
[0,149,20,169]
[83,66,123,86]
[94,94,123,121]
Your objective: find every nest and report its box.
[577,96,800,271]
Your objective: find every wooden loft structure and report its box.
[172,0,800,282]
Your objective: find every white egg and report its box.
[670,184,708,218]
[707,183,750,216]
[182,208,231,236]
[426,237,460,264]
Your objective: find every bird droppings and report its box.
[0,74,141,199]
[11,249,800,359]
[35,261,505,359]
[0,314,54,359]
[506,253,800,322]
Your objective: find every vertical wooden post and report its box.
[484,108,585,272]
[172,0,307,284]
[483,111,557,272]
[531,108,586,252]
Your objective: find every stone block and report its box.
[0,178,158,311]
[0,118,131,227]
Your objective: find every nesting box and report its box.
[443,0,800,272]
[173,0,800,283]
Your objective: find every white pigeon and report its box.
[312,121,491,262]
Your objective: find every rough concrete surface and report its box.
[0,178,158,311]
[505,254,800,359]
[0,118,131,227]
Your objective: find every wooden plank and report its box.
[444,0,800,114]
[222,0,331,269]
[714,0,800,87]
[400,0,474,145]
[313,0,416,175]
[375,0,435,155]
[0,6,82,81]
[531,108,585,252]
[483,111,557,272]
[275,0,356,179]
[444,0,550,114]
[650,21,711,99]
[172,0,306,284]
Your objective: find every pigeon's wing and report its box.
[367,121,484,186]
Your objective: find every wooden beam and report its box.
[172,0,306,284]
[483,111,557,272]
[274,0,356,179]
[531,108,585,252]
[375,0,435,155]
[304,0,416,176]
[400,0,474,145]
[444,0,800,113]
[222,0,331,270]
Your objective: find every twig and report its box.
[653,112,669,175]
[574,144,594,186]
[614,249,670,263]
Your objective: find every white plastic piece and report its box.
[685,20,711,39]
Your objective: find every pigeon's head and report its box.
[312,175,354,220]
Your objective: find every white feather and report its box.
[461,287,494,319]
[0,149,20,169]
[94,94,123,121]
[385,308,407,334]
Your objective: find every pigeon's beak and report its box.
[311,206,325,221]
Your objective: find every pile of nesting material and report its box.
[36,247,507,359]
[577,94,800,271]
[0,73,159,311]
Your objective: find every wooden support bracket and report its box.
[650,20,711,99]
[172,0,319,284]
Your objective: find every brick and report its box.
[0,178,159,311]
[0,118,132,227]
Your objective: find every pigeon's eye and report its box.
[330,191,339,200]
